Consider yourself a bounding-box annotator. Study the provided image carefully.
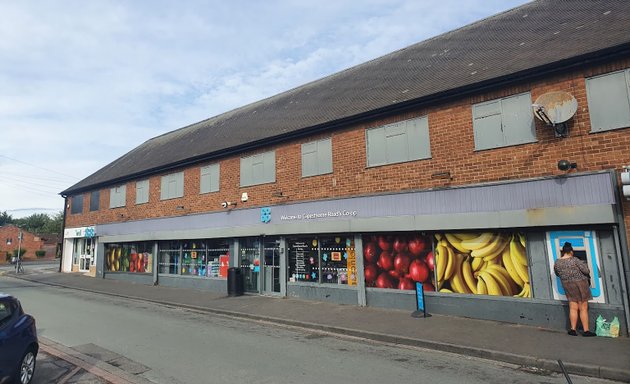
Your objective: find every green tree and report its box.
[16,213,50,233]
[13,212,63,234]
[0,211,14,226]
[42,211,64,234]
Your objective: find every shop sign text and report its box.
[280,210,357,221]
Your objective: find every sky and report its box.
[0,0,529,218]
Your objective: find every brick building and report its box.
[0,225,55,262]
[60,0,630,333]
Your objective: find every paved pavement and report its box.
[34,338,154,384]
[5,267,630,383]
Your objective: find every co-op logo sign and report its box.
[260,207,358,223]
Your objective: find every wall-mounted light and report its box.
[557,160,577,172]
[241,193,248,203]
[6,238,12,246]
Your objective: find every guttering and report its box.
[60,42,630,196]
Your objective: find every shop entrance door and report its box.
[78,238,94,272]
[262,238,281,295]
[239,236,283,294]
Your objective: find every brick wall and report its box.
[65,58,630,247]
[0,225,46,262]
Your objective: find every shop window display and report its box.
[288,237,319,283]
[158,241,180,274]
[320,236,353,284]
[181,241,205,276]
[106,242,152,273]
[288,235,355,285]
[157,239,230,278]
[206,239,230,279]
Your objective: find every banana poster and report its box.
[434,232,531,297]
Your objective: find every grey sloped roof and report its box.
[62,0,630,195]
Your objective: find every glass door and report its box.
[263,237,281,294]
[79,238,93,272]
[239,238,261,293]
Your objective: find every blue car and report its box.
[0,294,38,384]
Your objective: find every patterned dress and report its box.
[554,256,592,302]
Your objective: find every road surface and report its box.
[0,276,620,384]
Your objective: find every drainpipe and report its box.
[610,170,630,335]
[59,195,68,273]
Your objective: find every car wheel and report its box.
[16,348,36,384]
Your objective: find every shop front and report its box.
[92,171,629,334]
[62,226,97,275]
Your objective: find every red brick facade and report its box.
[65,59,630,247]
[0,225,52,263]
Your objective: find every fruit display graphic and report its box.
[106,245,151,273]
[434,232,530,298]
[362,233,435,291]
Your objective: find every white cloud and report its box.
[0,0,529,217]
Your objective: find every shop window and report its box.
[72,238,82,265]
[472,92,535,151]
[89,191,100,211]
[206,239,230,279]
[106,242,153,273]
[287,235,355,285]
[109,184,126,208]
[200,163,220,194]
[240,151,275,187]
[586,69,630,132]
[320,236,354,284]
[154,239,228,278]
[366,116,431,167]
[136,179,149,204]
[71,195,83,214]
[288,237,319,283]
[158,240,180,274]
[301,138,332,177]
[160,172,184,200]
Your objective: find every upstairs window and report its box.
[160,172,184,200]
[200,163,220,194]
[301,138,332,177]
[71,195,83,214]
[109,184,127,208]
[586,69,630,132]
[240,151,275,187]
[366,116,431,167]
[472,92,535,151]
[136,179,149,204]
[89,191,100,212]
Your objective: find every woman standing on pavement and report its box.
[553,242,596,337]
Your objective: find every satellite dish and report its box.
[532,91,577,137]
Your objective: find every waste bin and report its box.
[227,267,244,297]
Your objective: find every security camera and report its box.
[241,192,248,203]
[221,201,228,208]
